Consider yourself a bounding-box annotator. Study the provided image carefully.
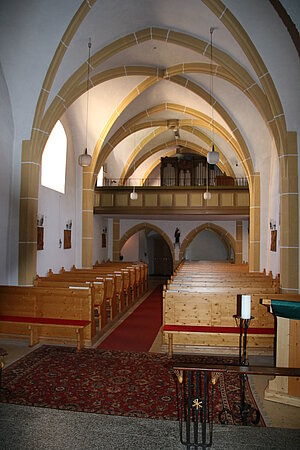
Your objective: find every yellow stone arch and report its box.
[119,222,175,269]
[122,138,234,184]
[179,223,236,262]
[95,109,253,183]
[119,126,167,184]
[19,6,296,291]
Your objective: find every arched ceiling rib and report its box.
[93,105,253,185]
[31,7,288,191]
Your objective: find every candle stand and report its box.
[219,312,260,426]
[236,315,260,425]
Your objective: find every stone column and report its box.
[235,220,243,264]
[265,132,299,406]
[249,173,260,272]
[19,141,39,285]
[82,166,94,268]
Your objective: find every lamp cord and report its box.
[206,160,209,193]
[210,28,214,151]
[86,38,92,152]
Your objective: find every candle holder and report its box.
[234,315,253,366]
[234,314,260,425]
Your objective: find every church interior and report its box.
[0,1,299,448]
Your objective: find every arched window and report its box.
[41,120,67,193]
[97,166,104,187]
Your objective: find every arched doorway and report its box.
[146,231,173,277]
[180,223,236,262]
[184,229,230,261]
[119,223,174,276]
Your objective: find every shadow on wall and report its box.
[185,229,229,261]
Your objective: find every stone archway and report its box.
[179,223,236,262]
[119,222,175,270]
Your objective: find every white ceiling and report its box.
[48,0,298,184]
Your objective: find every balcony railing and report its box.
[100,177,249,188]
[94,184,250,217]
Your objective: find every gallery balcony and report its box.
[94,177,249,219]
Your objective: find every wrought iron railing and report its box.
[173,363,300,450]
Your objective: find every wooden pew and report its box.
[0,285,93,350]
[37,262,143,327]
[71,265,136,307]
[45,270,118,321]
[163,261,279,356]
[33,278,106,335]
[69,268,125,314]
[73,266,131,308]
[96,263,138,303]
[96,261,148,297]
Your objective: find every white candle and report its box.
[241,295,251,319]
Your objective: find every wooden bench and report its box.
[33,278,106,334]
[34,261,147,335]
[163,324,275,357]
[0,315,90,351]
[163,261,278,353]
[43,271,118,321]
[0,285,93,349]
[69,266,128,311]
[95,260,148,297]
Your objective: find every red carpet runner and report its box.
[98,285,162,352]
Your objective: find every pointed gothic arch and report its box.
[119,222,175,269]
[179,223,236,262]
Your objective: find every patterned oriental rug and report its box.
[1,346,265,426]
[98,285,162,352]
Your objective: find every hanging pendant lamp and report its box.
[78,38,92,167]
[207,28,219,166]
[203,190,211,200]
[130,186,138,200]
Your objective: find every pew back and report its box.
[163,261,278,351]
[0,285,93,346]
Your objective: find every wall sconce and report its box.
[66,220,72,230]
[37,214,44,227]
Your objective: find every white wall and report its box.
[139,230,148,262]
[266,148,280,276]
[37,126,77,276]
[0,0,81,283]
[185,229,228,261]
[120,218,236,249]
[121,233,139,261]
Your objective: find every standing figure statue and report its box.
[174,227,180,248]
